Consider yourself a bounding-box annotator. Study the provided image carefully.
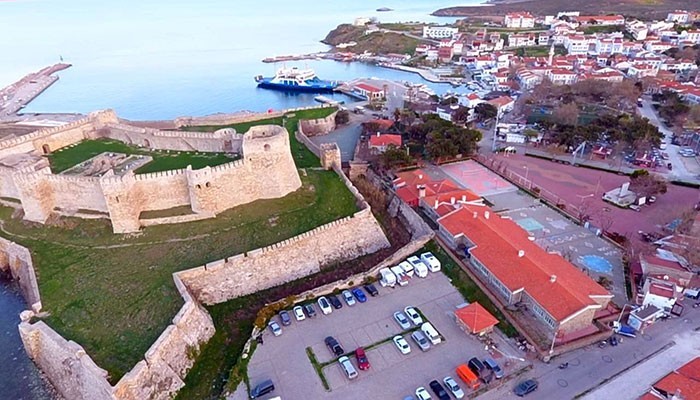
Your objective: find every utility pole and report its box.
[491,113,500,153]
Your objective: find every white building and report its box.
[547,69,578,85]
[625,20,649,41]
[666,10,690,24]
[423,26,458,39]
[508,33,536,47]
[564,35,590,55]
[504,12,535,28]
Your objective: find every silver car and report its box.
[394,311,411,330]
[342,290,356,306]
[411,330,431,351]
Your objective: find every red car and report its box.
[355,347,370,370]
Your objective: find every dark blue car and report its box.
[351,287,367,303]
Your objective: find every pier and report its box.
[0,63,72,119]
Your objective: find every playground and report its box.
[440,160,516,196]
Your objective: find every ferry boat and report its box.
[254,67,338,93]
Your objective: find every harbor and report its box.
[0,63,71,118]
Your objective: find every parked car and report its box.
[328,294,343,309]
[303,303,316,318]
[468,357,485,376]
[351,287,367,303]
[421,322,441,345]
[484,358,504,379]
[415,387,432,400]
[514,379,538,397]
[325,336,344,357]
[292,306,305,321]
[411,330,431,352]
[268,320,282,337]
[398,260,415,277]
[342,290,356,306]
[407,255,429,277]
[364,283,379,297]
[318,296,333,315]
[429,380,450,400]
[278,310,291,326]
[338,356,358,379]
[355,347,370,370]
[443,376,465,399]
[420,252,441,272]
[393,335,411,355]
[250,379,275,399]
[404,306,423,326]
[394,311,411,330]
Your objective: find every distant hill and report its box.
[323,24,420,55]
[434,0,698,20]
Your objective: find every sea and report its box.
[0,0,485,397]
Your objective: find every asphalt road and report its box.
[476,304,700,400]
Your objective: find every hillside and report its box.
[323,23,420,54]
[434,0,699,20]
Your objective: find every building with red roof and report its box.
[437,204,612,336]
[393,169,482,211]
[455,302,499,336]
[368,133,402,153]
[640,357,700,399]
[353,83,384,100]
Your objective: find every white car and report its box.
[443,376,465,399]
[393,311,411,330]
[342,290,356,306]
[415,386,432,400]
[420,252,441,272]
[318,296,333,315]
[404,306,423,326]
[398,260,414,277]
[268,320,282,337]
[393,335,411,355]
[292,305,305,321]
[659,142,667,150]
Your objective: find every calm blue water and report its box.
[0,0,484,397]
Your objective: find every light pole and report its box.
[491,113,500,153]
[523,165,530,181]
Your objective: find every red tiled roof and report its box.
[653,372,700,399]
[649,283,675,299]
[355,83,383,93]
[641,255,686,272]
[456,302,499,334]
[488,96,514,108]
[369,134,401,148]
[638,392,662,400]
[438,205,611,321]
[678,357,700,382]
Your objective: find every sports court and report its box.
[440,161,516,197]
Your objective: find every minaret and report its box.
[548,43,555,67]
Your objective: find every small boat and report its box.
[254,67,338,93]
[376,7,393,12]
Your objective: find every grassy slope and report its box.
[48,139,233,174]
[1,107,348,381]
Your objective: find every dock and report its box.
[314,95,344,106]
[0,63,72,118]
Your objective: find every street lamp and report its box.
[523,166,530,182]
[491,113,500,153]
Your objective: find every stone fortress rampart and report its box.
[12,155,392,400]
[0,109,302,233]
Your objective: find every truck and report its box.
[612,321,636,338]
[390,265,410,286]
[378,268,396,288]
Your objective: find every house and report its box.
[640,279,679,310]
[508,33,537,47]
[504,12,535,28]
[437,205,612,337]
[564,35,591,55]
[640,254,695,288]
[547,69,578,85]
[628,63,658,78]
[423,26,458,39]
[393,169,481,211]
[438,45,454,63]
[589,68,625,83]
[575,15,625,26]
[455,302,499,336]
[667,10,690,24]
[626,20,649,41]
[368,133,402,154]
[487,96,515,116]
[684,88,700,105]
[354,83,384,100]
[627,303,663,332]
[639,357,700,399]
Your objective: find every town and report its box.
[0,4,699,400]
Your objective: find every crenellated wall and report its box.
[0,112,301,233]
[297,110,337,136]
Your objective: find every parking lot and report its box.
[246,271,527,400]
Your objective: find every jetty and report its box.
[0,63,72,118]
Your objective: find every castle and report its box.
[0,110,302,233]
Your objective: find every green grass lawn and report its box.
[48,139,234,174]
[181,107,337,169]
[0,168,357,382]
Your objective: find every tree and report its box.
[393,108,401,123]
[335,109,350,125]
[475,103,498,121]
[380,144,411,169]
[629,169,668,198]
[453,106,472,124]
[400,109,417,127]
[552,102,580,126]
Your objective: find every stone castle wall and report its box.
[298,110,337,136]
[173,104,333,128]
[0,112,301,233]
[0,237,41,309]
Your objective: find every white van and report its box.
[379,268,396,287]
[421,322,442,345]
[390,265,409,286]
[420,252,441,272]
[399,261,414,277]
[338,356,358,379]
[407,256,429,278]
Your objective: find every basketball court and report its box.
[440,160,516,197]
